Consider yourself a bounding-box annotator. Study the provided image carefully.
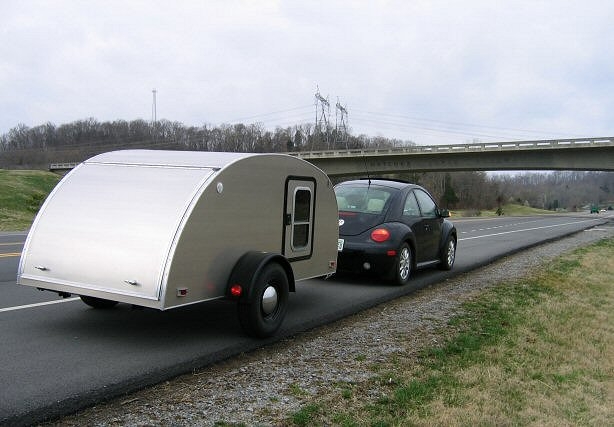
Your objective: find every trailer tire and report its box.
[80,295,118,309]
[237,262,289,338]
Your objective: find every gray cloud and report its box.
[1,0,613,144]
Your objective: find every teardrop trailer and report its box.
[17,150,339,337]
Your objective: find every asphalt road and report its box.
[0,213,611,425]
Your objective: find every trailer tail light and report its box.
[230,284,243,297]
[371,228,390,242]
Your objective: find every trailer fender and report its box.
[226,251,295,302]
[227,252,295,337]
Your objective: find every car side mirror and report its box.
[438,209,450,218]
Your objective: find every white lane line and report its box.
[463,221,540,234]
[0,297,80,313]
[458,219,602,241]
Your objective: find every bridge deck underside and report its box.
[309,146,614,177]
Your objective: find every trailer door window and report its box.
[284,178,316,259]
[292,187,312,249]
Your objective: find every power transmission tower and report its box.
[335,97,349,149]
[314,86,330,149]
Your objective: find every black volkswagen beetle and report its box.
[335,179,457,285]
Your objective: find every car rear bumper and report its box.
[337,243,397,276]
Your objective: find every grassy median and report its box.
[289,237,614,426]
[0,169,60,231]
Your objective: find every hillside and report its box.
[486,203,555,216]
[0,170,60,231]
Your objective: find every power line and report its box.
[351,108,585,140]
[227,105,313,123]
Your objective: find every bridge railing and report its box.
[49,162,80,171]
[289,137,614,158]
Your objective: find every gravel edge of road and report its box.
[45,223,614,427]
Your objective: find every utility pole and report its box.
[151,89,157,142]
[151,89,157,125]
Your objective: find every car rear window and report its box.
[335,185,396,214]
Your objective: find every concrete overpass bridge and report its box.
[289,136,614,177]
[50,136,614,176]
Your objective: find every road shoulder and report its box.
[48,224,614,426]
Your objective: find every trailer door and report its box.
[284,178,316,260]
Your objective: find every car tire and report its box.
[80,295,118,309]
[392,243,412,286]
[237,262,289,338]
[439,236,456,270]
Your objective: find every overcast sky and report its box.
[2,1,613,145]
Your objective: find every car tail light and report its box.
[371,228,390,242]
[230,284,243,297]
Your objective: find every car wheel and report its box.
[238,262,289,338]
[392,243,412,286]
[80,295,118,309]
[439,236,456,270]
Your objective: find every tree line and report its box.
[0,118,407,169]
[407,170,613,213]
[1,118,612,212]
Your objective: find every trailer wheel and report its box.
[238,262,289,338]
[80,295,118,309]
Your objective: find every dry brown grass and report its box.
[294,238,614,426]
[402,241,614,426]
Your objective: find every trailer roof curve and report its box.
[86,149,261,169]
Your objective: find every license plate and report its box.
[337,239,344,251]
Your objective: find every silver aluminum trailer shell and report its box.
[18,150,339,311]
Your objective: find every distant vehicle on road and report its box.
[335,179,457,285]
[590,206,599,213]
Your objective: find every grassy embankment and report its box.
[453,203,556,217]
[0,169,60,231]
[288,237,614,426]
